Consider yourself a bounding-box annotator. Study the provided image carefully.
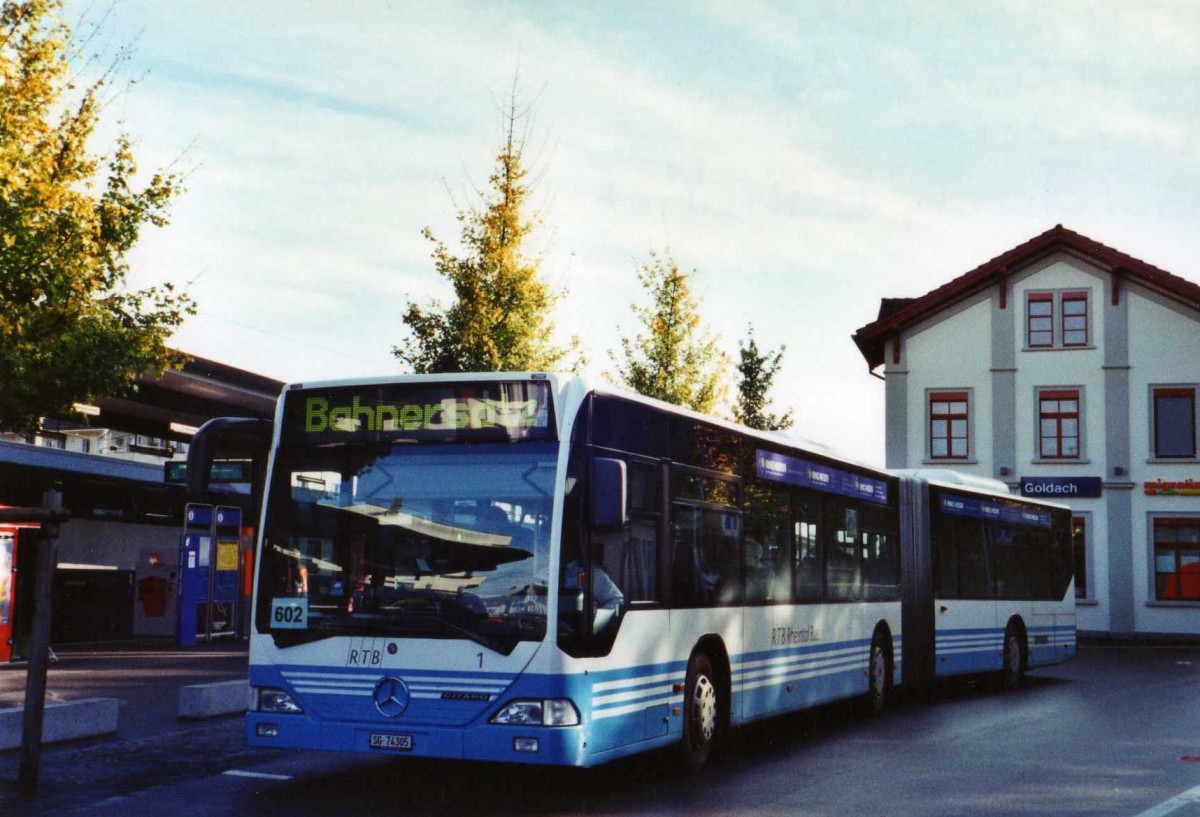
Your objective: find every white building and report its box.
[853,225,1200,639]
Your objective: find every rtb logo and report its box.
[346,638,388,668]
[348,648,382,667]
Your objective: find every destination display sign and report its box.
[283,380,556,445]
[755,449,890,505]
[938,493,1052,529]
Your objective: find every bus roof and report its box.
[278,372,893,480]
[892,468,1071,510]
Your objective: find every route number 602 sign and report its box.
[271,598,308,629]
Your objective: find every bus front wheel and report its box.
[679,651,720,772]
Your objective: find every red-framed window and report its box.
[1027,292,1055,347]
[1154,518,1200,601]
[930,392,969,459]
[1038,389,1080,459]
[1153,387,1196,459]
[1062,291,1089,346]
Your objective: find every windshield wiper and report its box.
[424,614,513,655]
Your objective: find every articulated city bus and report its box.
[203,373,1074,769]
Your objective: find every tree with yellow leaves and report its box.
[0,0,193,433]
[395,82,577,374]
[610,249,728,415]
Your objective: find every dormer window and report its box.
[1025,289,1092,350]
[1027,293,1054,347]
[1062,291,1089,346]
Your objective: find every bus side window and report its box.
[956,518,990,598]
[933,521,959,597]
[794,499,823,602]
[743,481,791,604]
[988,524,1027,598]
[671,506,740,606]
[671,510,703,606]
[1027,529,1052,599]
[862,531,899,600]
[826,504,863,600]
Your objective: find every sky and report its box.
[68,0,1200,465]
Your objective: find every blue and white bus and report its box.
[213,373,1074,769]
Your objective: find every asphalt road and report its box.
[0,642,248,741]
[4,644,1200,816]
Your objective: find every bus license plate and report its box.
[369,733,413,751]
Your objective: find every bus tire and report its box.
[1001,625,1026,691]
[679,651,720,772]
[868,631,892,714]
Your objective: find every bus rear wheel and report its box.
[679,652,720,772]
[868,634,891,714]
[1001,627,1026,690]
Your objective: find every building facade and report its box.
[853,225,1200,639]
[0,355,281,653]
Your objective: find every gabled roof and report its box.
[852,224,1200,371]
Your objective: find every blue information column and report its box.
[178,504,212,646]
[212,506,243,638]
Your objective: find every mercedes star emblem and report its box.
[372,676,410,718]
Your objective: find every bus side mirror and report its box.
[590,458,627,530]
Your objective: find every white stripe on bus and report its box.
[592,670,677,693]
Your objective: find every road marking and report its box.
[1132,784,1200,817]
[222,769,294,781]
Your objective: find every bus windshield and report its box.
[255,441,559,654]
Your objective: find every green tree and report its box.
[394,85,576,373]
[609,248,728,414]
[733,324,794,431]
[0,0,193,433]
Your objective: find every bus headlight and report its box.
[255,687,304,714]
[490,699,579,727]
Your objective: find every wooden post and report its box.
[16,490,64,798]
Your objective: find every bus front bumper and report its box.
[246,712,589,766]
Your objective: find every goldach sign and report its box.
[1020,477,1103,498]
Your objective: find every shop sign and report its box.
[1020,477,1103,498]
[1144,479,1200,496]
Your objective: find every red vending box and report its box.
[0,530,15,663]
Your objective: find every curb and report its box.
[0,698,119,750]
[178,679,251,720]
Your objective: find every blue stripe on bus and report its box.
[935,627,1003,676]
[735,638,875,720]
[935,625,1076,676]
[585,637,882,729]
[588,661,686,723]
